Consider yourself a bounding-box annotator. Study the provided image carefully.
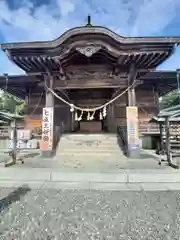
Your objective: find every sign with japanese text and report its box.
[41,107,54,151]
[126,106,139,151]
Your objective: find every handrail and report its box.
[117,125,128,155]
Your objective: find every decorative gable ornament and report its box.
[76,45,101,57]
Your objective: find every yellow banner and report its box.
[25,119,42,128]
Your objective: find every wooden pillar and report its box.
[128,86,136,106]
[46,74,54,108]
[165,117,171,164]
[126,65,140,158]
[153,83,160,115]
[159,122,164,153]
[41,73,55,158]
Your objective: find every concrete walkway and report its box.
[0,167,179,183]
[0,168,180,190]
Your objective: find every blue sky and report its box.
[0,0,180,75]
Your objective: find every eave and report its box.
[9,51,172,73]
[139,70,178,96]
[0,70,178,98]
[0,74,41,86]
[0,74,42,99]
[1,26,179,73]
[1,26,180,50]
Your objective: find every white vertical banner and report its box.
[126,106,139,150]
[41,107,54,151]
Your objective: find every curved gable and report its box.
[1,26,180,51]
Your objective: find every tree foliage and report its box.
[159,90,180,109]
[0,91,25,115]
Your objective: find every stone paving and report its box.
[0,133,176,171]
[0,133,170,171]
[7,150,167,171]
[0,133,163,170]
[0,147,165,171]
[0,185,180,239]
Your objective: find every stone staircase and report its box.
[44,133,163,170]
[53,133,126,166]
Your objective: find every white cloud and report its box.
[56,0,75,16]
[131,0,178,36]
[0,0,180,74]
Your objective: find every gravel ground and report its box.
[0,186,180,239]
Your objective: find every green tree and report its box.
[159,90,180,109]
[0,91,25,115]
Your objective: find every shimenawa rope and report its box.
[45,79,136,112]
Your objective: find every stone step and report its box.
[59,139,120,142]
[56,133,124,158]
[58,149,122,152]
[60,139,120,142]
[57,152,124,156]
[59,139,118,142]
[60,137,119,140]
[58,144,120,148]
[58,144,121,148]
[60,140,120,142]
[58,148,123,152]
[60,135,119,140]
[59,143,120,147]
[59,140,119,143]
[53,156,126,163]
[61,134,117,137]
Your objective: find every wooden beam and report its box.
[53,78,143,89]
[111,79,143,99]
[127,64,138,106]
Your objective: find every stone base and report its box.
[127,151,140,159]
[41,150,55,158]
[80,121,102,132]
[141,136,152,149]
[127,145,140,159]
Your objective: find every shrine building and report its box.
[0,20,180,158]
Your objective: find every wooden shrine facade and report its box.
[1,24,180,157]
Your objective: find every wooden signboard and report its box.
[41,107,54,151]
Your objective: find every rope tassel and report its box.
[70,104,74,112]
[87,112,90,121]
[78,111,83,121]
[90,111,95,120]
[103,107,107,117]
[75,111,78,121]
